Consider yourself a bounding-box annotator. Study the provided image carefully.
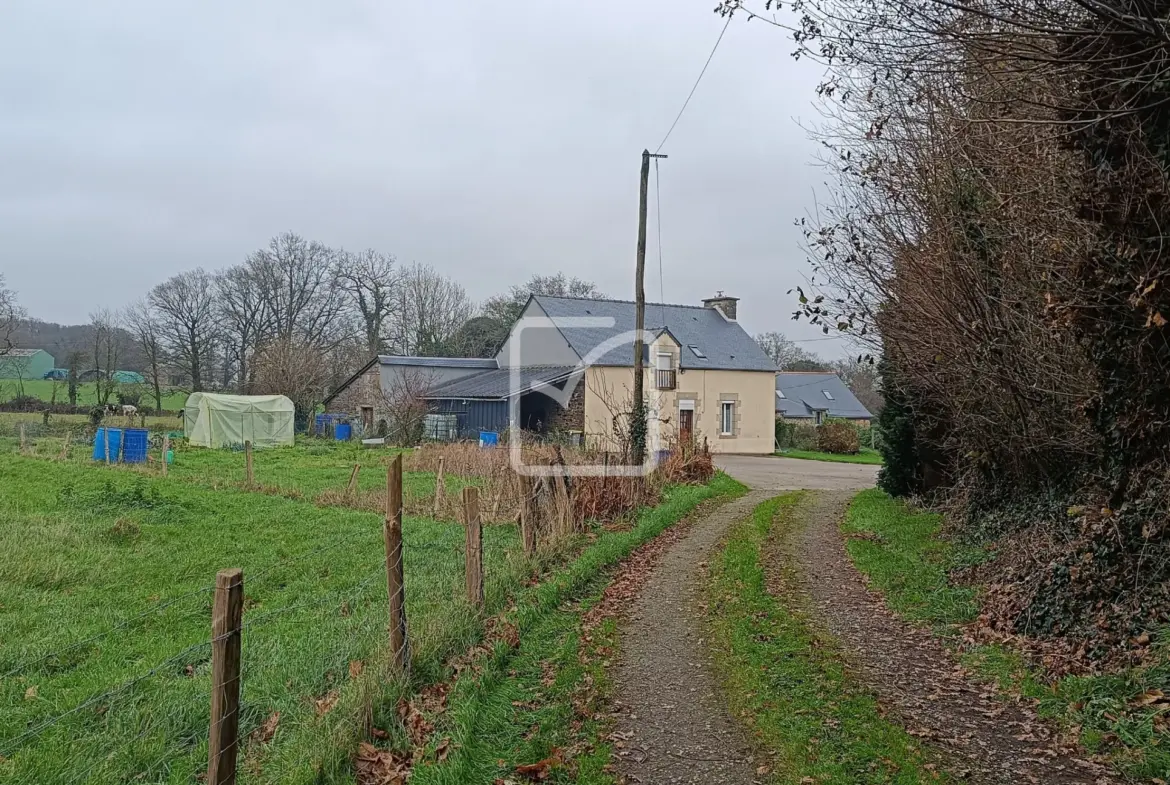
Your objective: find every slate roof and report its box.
[425,366,581,400]
[775,373,873,420]
[3,348,45,358]
[378,356,498,369]
[531,295,777,372]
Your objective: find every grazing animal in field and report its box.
[121,404,138,416]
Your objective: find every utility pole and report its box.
[633,148,667,465]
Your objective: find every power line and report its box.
[655,157,665,327]
[654,15,733,154]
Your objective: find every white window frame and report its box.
[822,390,835,401]
[720,401,735,436]
[656,352,672,371]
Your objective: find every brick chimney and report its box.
[702,291,739,321]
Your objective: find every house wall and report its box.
[325,363,385,432]
[495,299,581,368]
[583,364,775,455]
[327,360,494,436]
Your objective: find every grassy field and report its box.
[0,378,188,410]
[845,490,1170,780]
[705,494,943,784]
[0,446,527,785]
[776,448,884,465]
[0,434,731,784]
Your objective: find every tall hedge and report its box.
[876,355,920,497]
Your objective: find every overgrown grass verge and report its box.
[706,493,945,784]
[845,489,1170,780]
[405,473,747,785]
[776,448,884,465]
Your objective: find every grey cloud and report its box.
[0,0,852,357]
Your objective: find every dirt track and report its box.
[715,454,879,491]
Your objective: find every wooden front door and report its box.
[679,408,694,444]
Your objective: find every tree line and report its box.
[721,0,1170,652]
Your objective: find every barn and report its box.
[0,349,54,380]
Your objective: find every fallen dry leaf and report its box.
[349,660,364,679]
[315,690,339,716]
[23,686,37,700]
[514,748,561,780]
[354,741,411,785]
[251,711,280,744]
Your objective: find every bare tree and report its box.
[125,298,167,411]
[150,269,218,392]
[248,232,348,348]
[216,263,270,393]
[754,332,826,371]
[832,357,883,415]
[483,272,605,326]
[335,248,397,357]
[89,309,124,407]
[0,275,22,356]
[387,263,473,356]
[251,337,332,430]
[379,366,438,445]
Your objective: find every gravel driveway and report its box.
[714,454,879,491]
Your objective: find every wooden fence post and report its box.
[59,432,72,461]
[550,462,571,538]
[104,427,111,465]
[208,568,243,785]
[461,487,484,608]
[346,464,361,496]
[518,473,537,555]
[433,457,446,519]
[244,441,254,487]
[385,455,408,672]
[161,435,169,477]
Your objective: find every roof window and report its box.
[688,345,707,359]
[822,390,835,401]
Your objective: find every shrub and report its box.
[775,419,820,450]
[875,356,921,497]
[817,418,861,454]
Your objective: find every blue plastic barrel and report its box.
[93,427,124,461]
[479,431,499,447]
[122,428,149,463]
[315,413,328,435]
[334,422,352,441]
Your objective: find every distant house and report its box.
[325,292,779,454]
[112,370,145,384]
[775,372,873,425]
[0,349,54,380]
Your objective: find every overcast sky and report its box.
[0,0,851,357]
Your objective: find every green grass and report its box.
[842,490,981,630]
[1,379,188,410]
[408,474,748,784]
[705,494,944,783]
[1,436,473,512]
[0,450,526,785]
[845,490,1170,781]
[776,448,884,465]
